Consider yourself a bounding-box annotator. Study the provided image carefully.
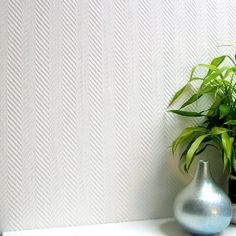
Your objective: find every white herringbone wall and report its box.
[0,0,236,232]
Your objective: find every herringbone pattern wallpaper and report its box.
[0,0,234,231]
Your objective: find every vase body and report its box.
[174,160,232,235]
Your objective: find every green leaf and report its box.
[222,132,234,158]
[199,64,219,71]
[200,72,221,90]
[172,127,207,153]
[180,142,194,160]
[180,93,203,109]
[223,66,236,79]
[169,110,204,117]
[223,152,231,173]
[189,64,218,81]
[200,66,232,91]
[190,77,202,82]
[210,127,229,135]
[207,98,222,117]
[169,85,187,107]
[189,66,198,81]
[219,104,230,119]
[185,134,209,171]
[211,55,226,66]
[206,56,226,76]
[221,132,234,172]
[224,120,236,125]
[200,85,217,94]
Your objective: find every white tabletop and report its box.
[3,218,236,236]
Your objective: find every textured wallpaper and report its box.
[0,0,236,232]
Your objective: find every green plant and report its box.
[169,53,236,174]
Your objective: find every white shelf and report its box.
[3,218,236,236]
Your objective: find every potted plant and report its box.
[168,48,236,222]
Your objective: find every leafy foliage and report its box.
[169,54,236,174]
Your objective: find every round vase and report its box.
[174,160,232,235]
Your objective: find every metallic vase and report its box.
[174,160,232,235]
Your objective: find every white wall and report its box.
[0,0,235,232]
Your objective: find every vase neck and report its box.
[193,160,212,183]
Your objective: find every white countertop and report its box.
[3,218,236,236]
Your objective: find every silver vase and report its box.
[174,160,232,235]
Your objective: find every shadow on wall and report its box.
[133,148,186,220]
[131,109,227,220]
[168,145,228,192]
[133,126,228,221]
